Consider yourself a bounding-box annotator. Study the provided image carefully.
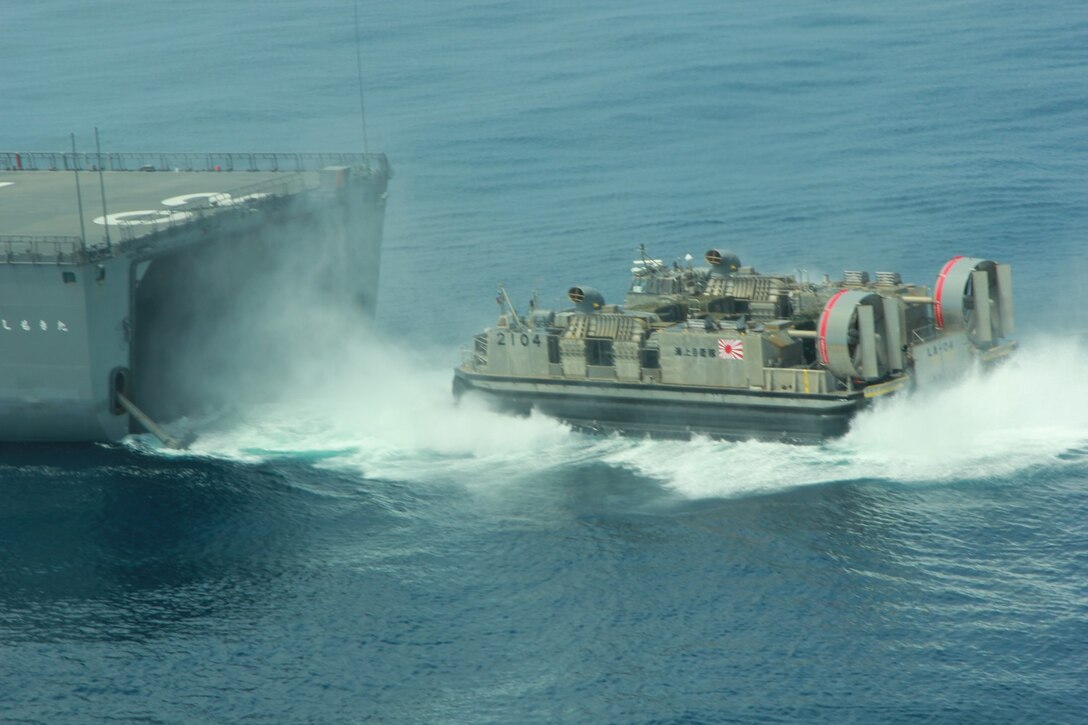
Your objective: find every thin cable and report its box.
[353,0,370,155]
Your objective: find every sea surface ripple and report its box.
[2,0,1087,721]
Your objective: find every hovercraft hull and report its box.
[453,248,1015,446]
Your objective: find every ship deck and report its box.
[0,151,384,264]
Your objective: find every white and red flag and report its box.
[717,338,744,360]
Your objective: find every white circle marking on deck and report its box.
[161,192,231,207]
[93,210,194,226]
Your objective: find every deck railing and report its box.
[0,151,389,175]
[0,236,86,265]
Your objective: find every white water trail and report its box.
[606,337,1088,498]
[145,318,598,484]
[136,330,1088,499]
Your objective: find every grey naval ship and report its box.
[0,150,390,446]
[453,248,1016,442]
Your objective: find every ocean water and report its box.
[2,0,1088,722]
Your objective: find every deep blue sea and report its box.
[3,1,1088,722]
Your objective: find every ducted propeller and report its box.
[817,290,890,382]
[933,256,1014,345]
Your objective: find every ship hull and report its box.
[0,153,390,443]
[453,369,867,443]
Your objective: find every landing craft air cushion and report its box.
[453,249,1015,442]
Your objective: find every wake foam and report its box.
[606,337,1088,498]
[132,331,1088,499]
[133,321,588,484]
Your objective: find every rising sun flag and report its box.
[717,338,744,360]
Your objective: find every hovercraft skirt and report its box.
[453,370,864,443]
